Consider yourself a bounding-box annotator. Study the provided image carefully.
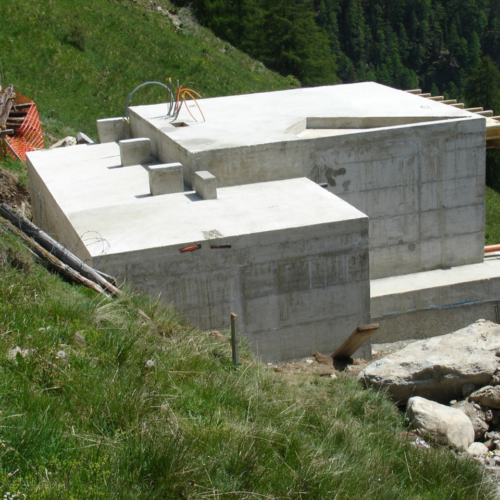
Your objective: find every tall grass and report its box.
[0,211,494,498]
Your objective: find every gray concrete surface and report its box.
[119,138,152,167]
[149,163,184,195]
[129,82,485,279]
[194,171,217,200]
[371,258,500,342]
[97,117,128,143]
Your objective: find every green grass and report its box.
[0,167,495,499]
[0,0,297,143]
[486,186,500,245]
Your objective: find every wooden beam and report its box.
[450,103,464,108]
[420,93,431,97]
[442,99,457,104]
[331,324,379,360]
[405,89,422,94]
[427,96,444,101]
[0,84,16,130]
[465,107,484,112]
[477,110,494,117]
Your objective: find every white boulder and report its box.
[359,320,500,404]
[407,396,475,451]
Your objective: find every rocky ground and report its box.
[266,330,500,498]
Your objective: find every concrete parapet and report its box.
[97,117,128,143]
[119,138,152,167]
[148,163,184,196]
[194,171,217,200]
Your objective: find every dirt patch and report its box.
[0,166,31,218]
[268,340,420,379]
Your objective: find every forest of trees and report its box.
[170,0,500,106]
[169,0,500,186]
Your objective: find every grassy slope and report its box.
[0,0,296,141]
[486,186,500,245]
[0,217,493,499]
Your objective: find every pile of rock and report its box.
[359,320,500,464]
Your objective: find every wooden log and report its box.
[331,324,379,360]
[0,203,123,297]
[13,103,32,110]
[2,138,24,163]
[0,84,16,130]
[0,215,109,297]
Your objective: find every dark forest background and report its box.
[170,0,500,186]
[170,0,500,105]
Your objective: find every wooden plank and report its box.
[450,103,464,108]
[442,99,457,104]
[476,110,493,117]
[420,93,431,97]
[0,84,16,130]
[0,129,14,136]
[427,96,444,101]
[331,323,379,360]
[405,89,422,94]
[465,107,484,112]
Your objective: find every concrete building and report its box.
[26,82,500,361]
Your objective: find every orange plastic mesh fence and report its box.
[2,89,44,162]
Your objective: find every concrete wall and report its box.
[315,118,486,279]
[95,218,370,362]
[133,114,485,280]
[371,259,500,342]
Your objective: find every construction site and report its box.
[19,81,500,362]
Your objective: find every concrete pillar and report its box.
[119,138,151,167]
[149,163,184,195]
[194,171,217,200]
[96,117,128,143]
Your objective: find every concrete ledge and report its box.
[149,163,184,196]
[194,171,217,200]
[119,138,152,167]
[371,258,500,342]
[97,117,128,143]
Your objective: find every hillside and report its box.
[0,1,497,497]
[0,0,296,141]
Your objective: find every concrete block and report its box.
[148,163,184,196]
[97,117,128,143]
[193,171,217,200]
[119,138,152,167]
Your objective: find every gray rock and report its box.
[467,442,489,458]
[359,320,500,404]
[451,400,489,441]
[407,396,475,451]
[469,386,500,410]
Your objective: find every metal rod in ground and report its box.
[231,312,239,365]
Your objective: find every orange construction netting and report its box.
[2,89,44,162]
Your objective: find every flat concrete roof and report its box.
[130,82,482,153]
[27,143,366,257]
